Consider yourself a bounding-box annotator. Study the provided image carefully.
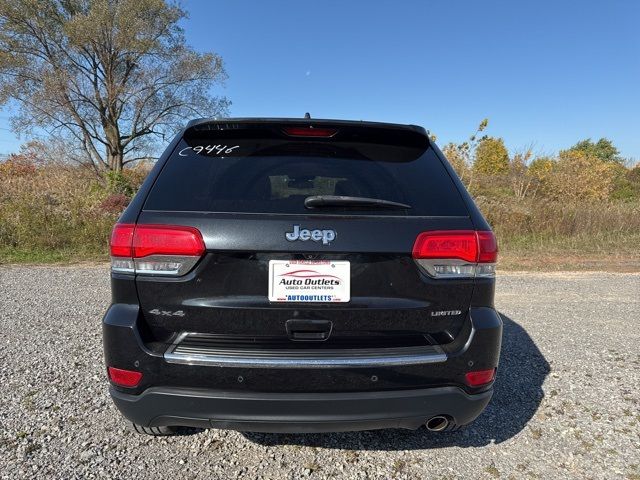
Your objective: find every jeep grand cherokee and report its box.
[102,118,502,435]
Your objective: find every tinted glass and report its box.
[144,130,468,216]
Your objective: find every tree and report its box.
[561,138,622,164]
[527,156,554,198]
[528,156,555,180]
[610,162,640,200]
[442,142,470,184]
[0,0,229,173]
[473,137,509,175]
[546,150,618,201]
[507,148,534,199]
[441,118,488,187]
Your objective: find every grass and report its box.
[0,162,135,265]
[0,247,107,265]
[484,464,501,478]
[1,162,639,272]
[498,233,640,271]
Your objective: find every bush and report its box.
[543,151,619,201]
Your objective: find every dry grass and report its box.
[477,198,640,238]
[1,161,639,270]
[477,198,640,271]
[0,161,144,263]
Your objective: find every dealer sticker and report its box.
[268,260,350,303]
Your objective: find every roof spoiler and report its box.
[184,118,430,148]
[186,117,428,136]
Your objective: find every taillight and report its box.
[412,230,497,278]
[283,126,338,137]
[110,224,205,276]
[477,230,498,263]
[108,366,143,387]
[464,368,496,387]
[110,224,136,273]
[412,231,478,262]
[110,224,135,257]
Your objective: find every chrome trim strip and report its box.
[164,332,447,368]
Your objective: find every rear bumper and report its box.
[103,303,501,432]
[110,385,493,433]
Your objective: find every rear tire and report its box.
[130,422,178,436]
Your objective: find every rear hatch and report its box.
[132,120,479,351]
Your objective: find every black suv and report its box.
[103,118,502,435]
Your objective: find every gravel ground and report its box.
[0,265,639,479]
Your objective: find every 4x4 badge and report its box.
[285,225,336,245]
[149,309,185,317]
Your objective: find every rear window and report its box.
[144,123,469,216]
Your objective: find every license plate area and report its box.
[268,260,350,303]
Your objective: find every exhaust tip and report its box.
[426,415,449,432]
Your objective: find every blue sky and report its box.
[1,0,639,160]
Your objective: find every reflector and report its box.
[464,368,496,387]
[108,366,143,387]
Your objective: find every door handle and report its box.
[286,319,333,341]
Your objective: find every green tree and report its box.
[561,138,622,164]
[0,0,228,173]
[473,137,509,175]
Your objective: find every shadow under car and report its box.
[240,313,550,450]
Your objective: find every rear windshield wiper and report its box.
[304,195,412,210]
